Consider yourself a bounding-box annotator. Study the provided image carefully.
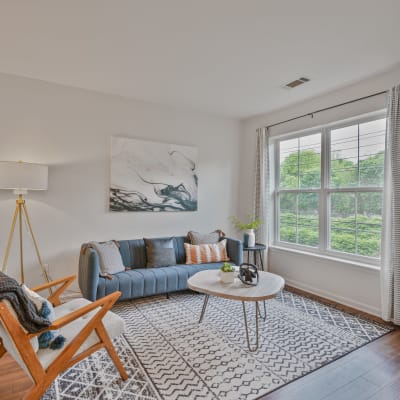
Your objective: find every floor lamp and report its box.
[0,161,51,286]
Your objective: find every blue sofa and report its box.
[78,236,243,301]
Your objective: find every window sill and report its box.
[269,245,380,273]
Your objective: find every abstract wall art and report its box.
[110,137,198,212]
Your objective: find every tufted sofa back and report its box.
[116,236,189,268]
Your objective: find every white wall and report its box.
[0,73,241,289]
[240,64,400,316]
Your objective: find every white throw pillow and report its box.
[89,241,125,276]
[21,284,48,311]
[22,284,66,350]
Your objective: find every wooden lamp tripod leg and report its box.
[1,201,20,276]
[1,196,52,294]
[21,202,52,292]
[18,200,24,284]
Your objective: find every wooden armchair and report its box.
[0,275,128,399]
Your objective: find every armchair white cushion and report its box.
[38,298,125,370]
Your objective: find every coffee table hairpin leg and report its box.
[257,300,267,321]
[242,301,259,352]
[198,295,266,352]
[199,294,210,323]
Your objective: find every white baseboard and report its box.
[284,278,381,317]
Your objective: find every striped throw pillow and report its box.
[184,239,229,265]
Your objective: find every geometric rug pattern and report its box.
[43,290,392,400]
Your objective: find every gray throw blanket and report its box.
[0,272,51,333]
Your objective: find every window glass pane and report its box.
[359,118,386,187]
[330,124,358,188]
[299,134,321,189]
[356,192,382,257]
[329,191,382,258]
[330,193,356,254]
[279,192,319,247]
[280,134,321,189]
[298,192,319,246]
[279,138,298,189]
[279,193,296,243]
[330,118,386,189]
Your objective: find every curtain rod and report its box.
[265,90,387,130]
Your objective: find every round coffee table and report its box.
[188,269,284,352]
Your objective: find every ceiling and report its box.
[0,1,399,118]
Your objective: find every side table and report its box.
[243,243,266,271]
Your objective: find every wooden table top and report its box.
[188,269,285,302]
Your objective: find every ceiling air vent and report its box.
[285,77,310,88]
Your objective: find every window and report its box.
[275,112,386,263]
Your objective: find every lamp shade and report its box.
[0,161,48,191]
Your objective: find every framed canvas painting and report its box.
[110,137,198,212]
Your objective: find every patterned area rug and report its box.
[43,290,391,400]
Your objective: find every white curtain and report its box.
[381,84,400,324]
[254,127,270,266]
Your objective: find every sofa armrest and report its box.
[226,237,243,266]
[78,245,100,301]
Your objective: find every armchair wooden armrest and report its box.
[30,275,76,306]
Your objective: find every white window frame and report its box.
[272,111,386,267]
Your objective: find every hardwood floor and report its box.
[260,329,400,400]
[0,296,399,400]
[0,353,32,400]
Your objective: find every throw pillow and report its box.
[184,239,230,264]
[144,238,177,268]
[89,241,125,276]
[187,230,225,245]
[21,285,66,350]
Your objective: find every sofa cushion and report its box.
[173,236,189,264]
[116,237,188,268]
[89,241,125,275]
[118,239,146,269]
[187,230,225,245]
[184,239,229,265]
[144,238,177,268]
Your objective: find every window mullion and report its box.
[327,187,383,193]
[274,141,280,244]
[320,127,329,252]
[355,192,358,255]
[357,122,360,186]
[296,137,299,244]
[279,188,320,193]
[295,191,299,244]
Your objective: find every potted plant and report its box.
[230,214,261,248]
[220,262,235,283]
